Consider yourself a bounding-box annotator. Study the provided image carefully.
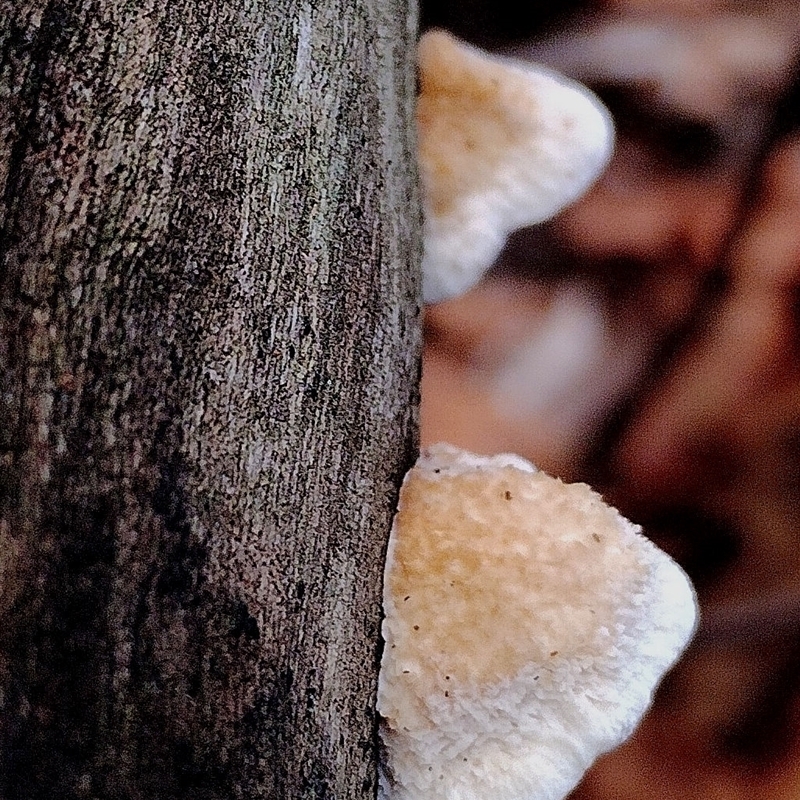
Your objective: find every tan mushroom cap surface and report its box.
[418,31,614,303]
[378,444,697,800]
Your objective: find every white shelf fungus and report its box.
[418,31,614,303]
[378,444,697,800]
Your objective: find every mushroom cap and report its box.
[418,31,614,303]
[378,444,697,800]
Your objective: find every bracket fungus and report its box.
[418,31,614,303]
[378,444,697,800]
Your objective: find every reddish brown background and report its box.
[420,1,800,797]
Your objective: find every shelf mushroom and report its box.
[418,31,614,303]
[378,444,697,800]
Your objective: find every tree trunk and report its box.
[0,1,420,798]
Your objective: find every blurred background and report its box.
[417,1,800,797]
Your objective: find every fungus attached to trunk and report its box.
[378,444,697,800]
[418,31,614,303]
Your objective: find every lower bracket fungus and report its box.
[378,444,697,800]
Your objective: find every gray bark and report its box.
[0,2,421,798]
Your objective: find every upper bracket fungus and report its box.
[378,444,697,800]
[418,31,614,303]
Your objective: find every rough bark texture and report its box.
[0,2,421,798]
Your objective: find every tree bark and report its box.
[0,1,420,798]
